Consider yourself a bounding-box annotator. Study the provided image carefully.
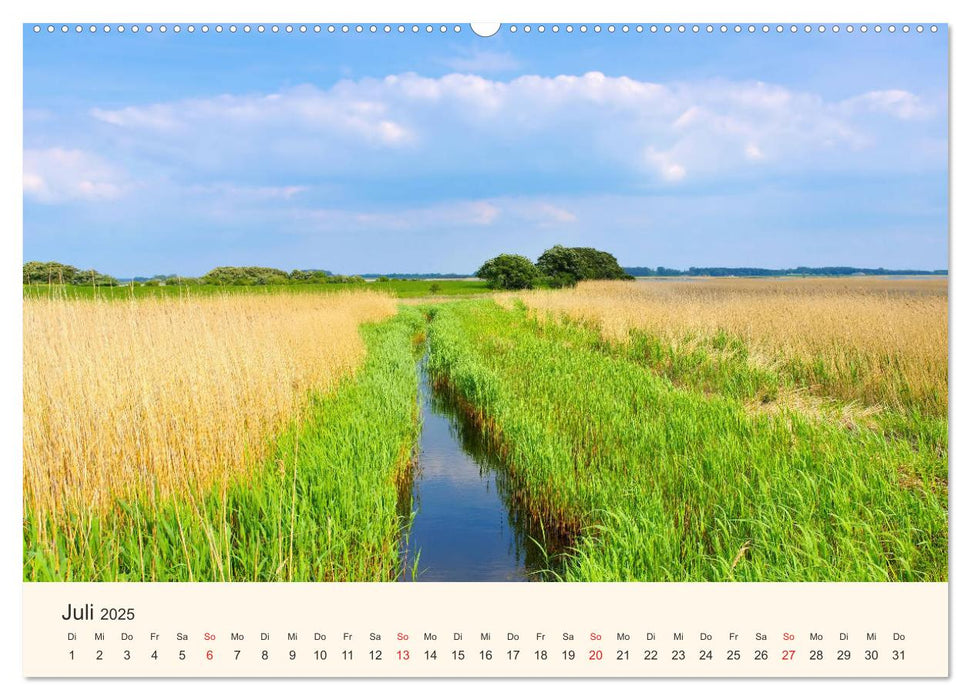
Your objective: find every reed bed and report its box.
[25,292,396,516]
[23,293,428,581]
[427,300,947,581]
[501,278,948,418]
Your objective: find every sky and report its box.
[23,24,949,276]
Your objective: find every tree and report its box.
[200,266,290,285]
[536,245,583,281]
[571,247,632,280]
[475,254,538,290]
[536,245,632,284]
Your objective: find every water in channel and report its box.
[399,355,555,581]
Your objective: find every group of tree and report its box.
[23,263,370,287]
[198,267,367,285]
[475,245,634,290]
[23,261,119,286]
[624,266,948,277]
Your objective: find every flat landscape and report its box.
[23,277,948,582]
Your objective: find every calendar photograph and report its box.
[23,22,948,590]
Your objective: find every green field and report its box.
[23,279,490,300]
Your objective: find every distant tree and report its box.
[201,266,290,285]
[289,269,332,283]
[75,269,120,286]
[536,245,632,285]
[22,261,118,286]
[475,254,538,290]
[536,245,583,282]
[571,247,632,280]
[429,282,442,294]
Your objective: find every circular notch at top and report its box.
[470,22,501,37]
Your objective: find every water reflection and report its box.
[399,356,562,581]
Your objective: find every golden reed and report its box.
[23,291,397,517]
[504,277,947,414]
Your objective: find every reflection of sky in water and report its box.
[400,357,553,582]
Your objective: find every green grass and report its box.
[23,307,425,581]
[425,300,947,582]
[23,279,490,300]
[576,321,946,463]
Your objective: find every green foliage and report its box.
[536,245,633,283]
[23,261,118,286]
[535,245,582,281]
[540,273,578,289]
[288,269,331,283]
[200,266,291,285]
[475,254,539,290]
[195,267,367,286]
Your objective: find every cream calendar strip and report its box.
[23,583,947,677]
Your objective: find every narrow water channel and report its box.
[399,355,553,581]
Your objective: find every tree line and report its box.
[475,245,633,290]
[23,261,120,286]
[23,262,368,287]
[198,267,366,285]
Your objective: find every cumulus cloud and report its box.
[92,84,415,147]
[24,148,129,203]
[77,72,936,190]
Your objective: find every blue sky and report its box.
[24,25,948,276]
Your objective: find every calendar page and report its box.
[20,12,950,682]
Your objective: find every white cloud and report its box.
[91,84,414,147]
[285,198,578,234]
[841,90,934,120]
[24,148,128,203]
[645,148,687,182]
[468,201,501,225]
[188,183,308,200]
[531,203,577,225]
[745,143,765,161]
[68,73,939,192]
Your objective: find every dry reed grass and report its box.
[502,277,947,414]
[24,291,397,517]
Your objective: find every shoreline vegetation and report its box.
[23,276,948,582]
